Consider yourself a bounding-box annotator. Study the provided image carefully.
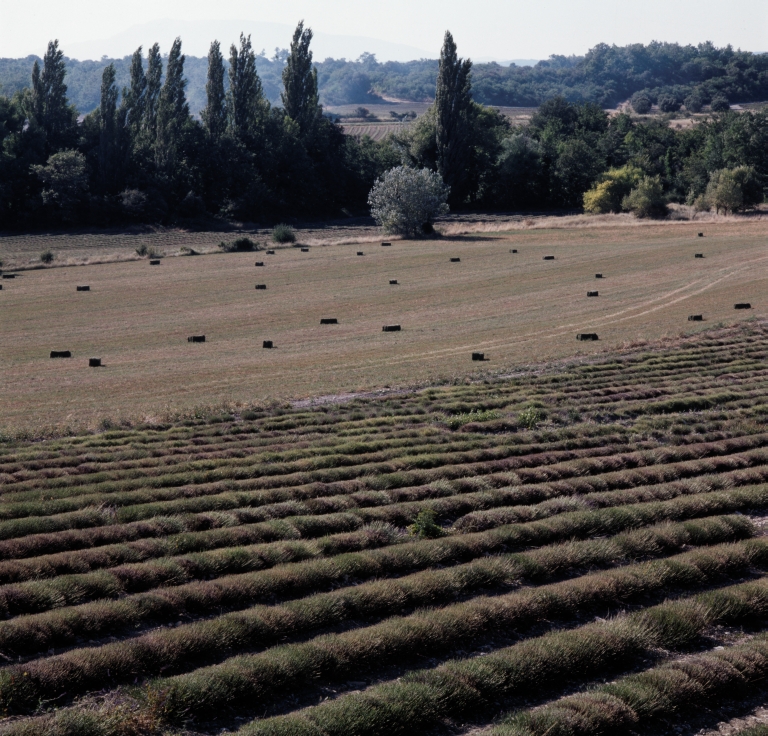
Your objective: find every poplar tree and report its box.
[125,47,147,139]
[98,63,118,191]
[202,40,226,143]
[144,43,162,139]
[281,21,320,137]
[155,37,189,172]
[30,40,75,149]
[228,34,264,139]
[435,31,474,205]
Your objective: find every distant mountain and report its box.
[64,19,434,63]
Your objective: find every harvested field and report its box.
[0,322,768,735]
[0,220,766,429]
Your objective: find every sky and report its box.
[1,0,766,61]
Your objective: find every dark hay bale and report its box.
[595,273,603,278]
[688,314,703,321]
[0,284,3,290]
[734,303,752,309]
[2,274,16,279]
[381,242,392,247]
[543,255,555,260]
[472,352,485,361]
[450,257,461,262]
[263,340,274,348]
[88,358,101,367]
[383,324,401,332]
[76,285,90,291]
[357,252,364,256]
[301,247,309,252]
[587,291,599,297]
[255,261,264,267]
[188,335,206,343]
[149,259,161,265]
[695,253,704,258]
[50,350,72,358]
[255,284,267,290]
[320,318,338,324]
[577,333,599,341]
[266,250,276,255]
[510,249,518,253]
[389,279,398,284]
[698,233,704,237]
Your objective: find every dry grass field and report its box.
[1,220,766,431]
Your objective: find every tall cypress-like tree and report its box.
[155,37,189,172]
[228,34,265,139]
[281,21,320,137]
[144,43,162,139]
[125,47,147,140]
[202,40,226,143]
[98,63,118,192]
[30,40,75,149]
[435,31,474,206]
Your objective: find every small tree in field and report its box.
[368,166,449,237]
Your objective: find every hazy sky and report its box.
[1,0,766,60]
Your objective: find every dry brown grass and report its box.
[1,219,766,429]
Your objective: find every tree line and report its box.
[0,27,767,230]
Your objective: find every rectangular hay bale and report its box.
[76,285,90,291]
[320,318,338,324]
[188,335,206,343]
[734,303,752,309]
[695,253,704,258]
[301,248,309,252]
[450,257,461,262]
[382,325,401,332]
[255,261,264,267]
[50,350,72,358]
[543,255,555,260]
[472,352,485,361]
[587,291,599,297]
[88,358,101,367]
[577,333,599,341]
[381,242,392,247]
[688,315,703,321]
[389,279,398,284]
[263,340,273,348]
[255,284,267,290]
[266,250,275,255]
[149,259,160,265]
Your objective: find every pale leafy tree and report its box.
[228,34,266,138]
[202,41,227,143]
[697,166,761,213]
[621,175,667,218]
[368,166,449,237]
[29,40,76,149]
[32,150,88,222]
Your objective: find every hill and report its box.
[1,40,767,114]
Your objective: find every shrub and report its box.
[684,93,704,113]
[219,237,257,252]
[271,224,296,243]
[698,166,762,214]
[657,95,680,113]
[408,509,446,538]
[368,166,450,237]
[710,95,730,112]
[631,93,652,114]
[135,244,160,258]
[519,407,543,430]
[622,176,668,219]
[39,250,55,264]
[583,165,643,214]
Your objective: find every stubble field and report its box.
[1,220,766,430]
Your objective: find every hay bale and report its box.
[381,242,392,247]
[263,340,274,348]
[382,324,401,332]
[595,273,603,278]
[149,259,160,265]
[389,279,398,284]
[188,335,206,343]
[510,249,518,253]
[357,251,364,256]
[472,352,485,361]
[255,284,267,290]
[698,233,704,237]
[2,274,16,279]
[50,350,72,358]
[450,257,461,262]
[76,285,90,291]
[734,303,752,309]
[266,250,276,255]
[0,284,3,290]
[695,253,704,258]
[301,247,309,252]
[587,291,599,297]
[577,333,599,341]
[543,255,555,260]
[320,318,338,324]
[255,261,264,267]
[688,315,703,321]
[88,358,101,367]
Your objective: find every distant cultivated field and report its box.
[1,221,766,430]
